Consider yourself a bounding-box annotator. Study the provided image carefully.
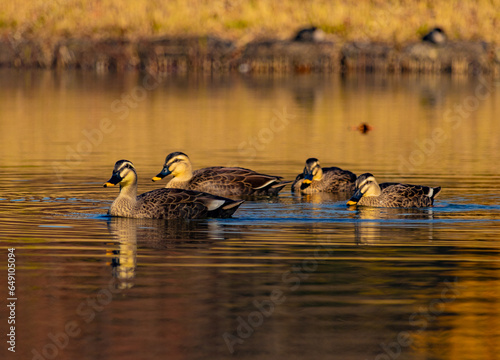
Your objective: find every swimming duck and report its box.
[292,158,356,194]
[152,152,290,197]
[104,160,243,219]
[347,173,441,208]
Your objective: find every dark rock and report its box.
[0,35,497,74]
[137,36,235,73]
[0,39,53,68]
[0,40,16,66]
[54,39,140,71]
[400,41,491,74]
[240,39,340,73]
[341,42,397,72]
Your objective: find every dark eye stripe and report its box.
[117,162,133,172]
[168,158,182,166]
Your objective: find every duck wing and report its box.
[190,167,288,196]
[322,167,357,183]
[136,188,243,219]
[381,184,441,207]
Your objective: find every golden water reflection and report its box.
[1,70,500,360]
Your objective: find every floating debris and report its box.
[351,123,373,134]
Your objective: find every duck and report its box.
[422,27,447,45]
[347,173,441,208]
[103,160,244,219]
[292,158,356,194]
[152,152,290,197]
[293,27,325,42]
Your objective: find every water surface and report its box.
[1,70,500,360]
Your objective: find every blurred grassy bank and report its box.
[1,0,499,44]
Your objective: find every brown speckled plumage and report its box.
[153,152,289,197]
[104,160,243,219]
[292,158,356,194]
[348,173,441,208]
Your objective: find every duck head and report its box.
[300,158,323,190]
[152,152,192,182]
[104,160,137,188]
[346,173,381,206]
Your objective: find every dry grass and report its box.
[1,0,499,44]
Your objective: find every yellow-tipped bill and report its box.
[153,167,171,181]
[347,188,364,206]
[104,172,123,187]
[303,179,312,184]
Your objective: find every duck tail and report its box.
[271,180,292,193]
[222,200,245,211]
[429,186,442,200]
[216,200,244,218]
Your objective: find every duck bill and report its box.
[346,188,364,206]
[103,173,122,187]
[152,167,171,182]
[300,174,313,190]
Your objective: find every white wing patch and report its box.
[204,199,225,211]
[253,179,276,190]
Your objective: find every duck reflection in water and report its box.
[105,217,233,288]
[106,217,138,289]
[292,192,356,204]
[351,207,436,245]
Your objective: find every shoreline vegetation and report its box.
[1,0,499,74]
